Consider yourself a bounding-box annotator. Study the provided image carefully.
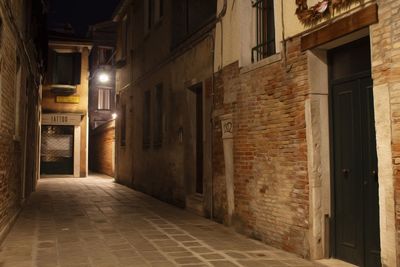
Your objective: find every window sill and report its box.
[240,53,282,74]
[13,135,21,142]
[115,58,127,69]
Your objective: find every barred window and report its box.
[252,0,276,62]
[98,88,111,110]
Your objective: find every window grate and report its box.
[252,0,276,63]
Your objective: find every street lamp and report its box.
[98,72,110,83]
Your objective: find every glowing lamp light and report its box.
[112,113,118,120]
[98,72,110,83]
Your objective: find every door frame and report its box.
[327,37,379,266]
[186,82,205,196]
[306,31,397,265]
[41,113,82,178]
[328,70,374,261]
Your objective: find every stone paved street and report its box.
[0,175,316,267]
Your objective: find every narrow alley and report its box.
[1,175,314,267]
[2,0,400,266]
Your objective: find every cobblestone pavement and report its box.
[0,175,316,267]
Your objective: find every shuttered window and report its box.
[143,90,151,149]
[51,51,81,85]
[121,16,128,59]
[120,104,126,146]
[98,88,111,110]
[153,84,163,147]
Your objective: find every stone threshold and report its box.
[315,258,358,267]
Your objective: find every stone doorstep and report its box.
[315,259,358,267]
[186,194,205,217]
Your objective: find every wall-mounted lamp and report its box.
[98,72,110,83]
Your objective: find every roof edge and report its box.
[112,0,133,21]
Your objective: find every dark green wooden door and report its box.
[330,37,381,267]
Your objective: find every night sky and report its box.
[47,0,121,37]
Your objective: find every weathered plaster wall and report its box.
[114,1,215,213]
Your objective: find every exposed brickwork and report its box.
[90,121,115,177]
[213,38,310,258]
[0,1,44,240]
[0,13,22,235]
[371,0,400,264]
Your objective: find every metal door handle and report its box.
[342,169,350,176]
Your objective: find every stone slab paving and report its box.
[0,175,318,267]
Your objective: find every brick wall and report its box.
[370,0,400,264]
[0,8,22,237]
[0,1,43,241]
[90,120,115,177]
[213,38,310,257]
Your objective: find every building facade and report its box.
[88,21,117,130]
[87,21,117,177]
[113,0,400,266]
[213,0,399,266]
[113,0,216,212]
[90,120,116,177]
[41,35,92,178]
[0,0,47,242]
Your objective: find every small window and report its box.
[153,84,163,147]
[98,88,111,110]
[155,0,164,22]
[52,51,81,85]
[14,55,21,139]
[0,19,3,49]
[144,0,154,33]
[159,0,164,18]
[120,104,126,146]
[252,0,276,62]
[98,48,112,65]
[143,90,151,149]
[171,0,216,47]
[121,16,128,59]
